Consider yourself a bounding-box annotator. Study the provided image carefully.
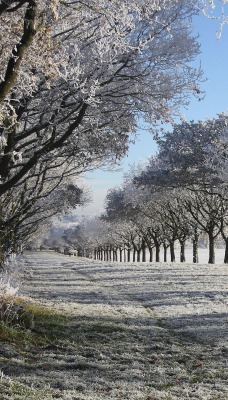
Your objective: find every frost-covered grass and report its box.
[0,251,227,400]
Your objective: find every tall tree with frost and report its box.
[152,116,228,191]
[0,147,90,261]
[10,182,86,253]
[0,1,203,197]
[0,1,204,264]
[103,185,146,262]
[182,188,227,264]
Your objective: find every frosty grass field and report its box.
[0,250,227,400]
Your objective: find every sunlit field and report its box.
[0,251,227,400]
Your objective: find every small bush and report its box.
[0,274,19,297]
[0,298,34,329]
[0,297,69,349]
[0,274,34,330]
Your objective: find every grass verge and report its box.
[0,298,69,399]
[0,298,68,347]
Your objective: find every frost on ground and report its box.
[0,251,227,400]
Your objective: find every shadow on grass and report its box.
[21,252,228,347]
[0,307,227,381]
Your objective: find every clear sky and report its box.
[77,10,228,217]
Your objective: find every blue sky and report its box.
[78,10,228,216]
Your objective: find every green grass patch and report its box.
[83,320,126,335]
[0,380,54,400]
[0,298,69,349]
[25,302,69,341]
[0,300,70,399]
[0,322,39,347]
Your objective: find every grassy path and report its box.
[0,251,227,399]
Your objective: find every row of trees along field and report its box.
[47,115,228,264]
[101,115,228,265]
[0,1,227,267]
[104,116,228,265]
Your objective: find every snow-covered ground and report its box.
[2,251,228,399]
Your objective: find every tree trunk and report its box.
[0,1,37,103]
[224,238,228,264]
[127,248,131,262]
[170,241,175,262]
[163,244,168,262]
[142,241,146,262]
[192,231,199,263]
[0,220,8,269]
[0,233,4,269]
[124,247,126,262]
[180,240,186,262]
[155,241,160,262]
[208,232,215,264]
[0,202,4,268]
[119,248,123,262]
[148,247,153,262]
[133,247,136,262]
[137,249,141,262]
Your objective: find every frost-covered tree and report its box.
[134,156,228,264]
[119,182,164,262]
[0,1,205,265]
[220,207,228,264]
[0,147,90,263]
[121,159,228,264]
[1,178,86,256]
[104,182,166,262]
[153,115,228,191]
[196,0,228,36]
[182,187,227,264]
[102,185,146,262]
[0,0,202,198]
